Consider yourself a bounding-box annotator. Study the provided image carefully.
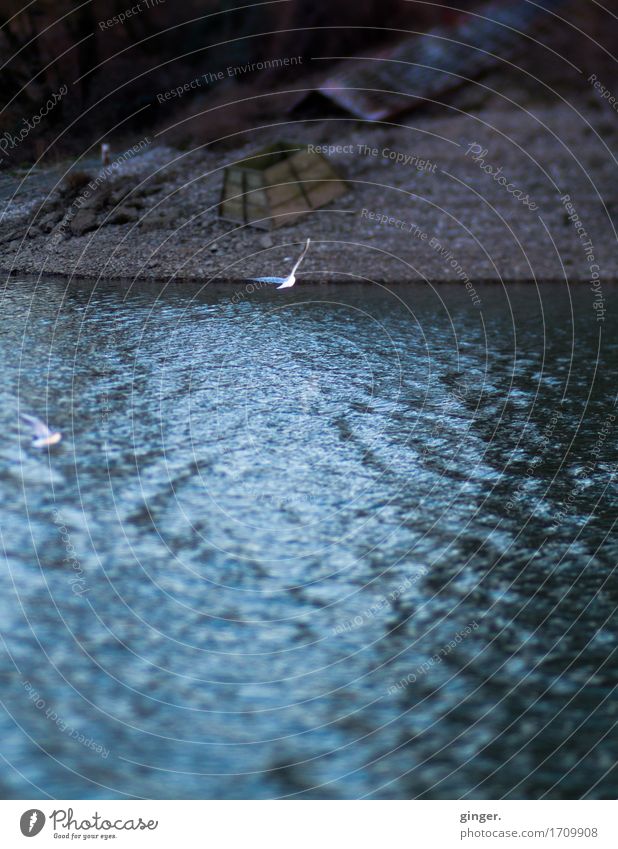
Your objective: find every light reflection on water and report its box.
[0,278,617,799]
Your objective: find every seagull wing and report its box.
[289,238,311,276]
[250,277,287,285]
[19,413,52,438]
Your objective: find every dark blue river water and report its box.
[1,278,617,799]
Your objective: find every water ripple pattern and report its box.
[0,278,616,799]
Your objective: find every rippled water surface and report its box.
[1,278,617,799]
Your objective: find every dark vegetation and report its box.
[0,0,618,166]
[0,0,491,164]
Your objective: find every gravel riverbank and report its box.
[1,102,617,286]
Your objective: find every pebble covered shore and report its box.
[1,101,617,286]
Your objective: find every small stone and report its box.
[70,208,98,235]
[39,211,61,229]
[259,233,273,248]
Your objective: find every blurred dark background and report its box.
[1,0,618,165]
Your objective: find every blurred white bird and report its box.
[250,238,311,289]
[20,413,62,448]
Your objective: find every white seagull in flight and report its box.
[20,413,62,448]
[251,238,311,289]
